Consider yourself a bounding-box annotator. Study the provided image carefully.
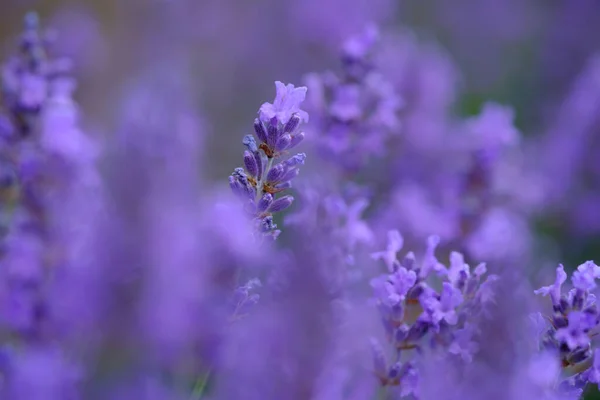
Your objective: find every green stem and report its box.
[376,385,388,400]
[255,157,274,204]
[189,369,211,400]
[563,357,593,378]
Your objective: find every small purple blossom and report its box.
[259,81,308,124]
[571,261,600,291]
[371,230,404,272]
[555,311,596,350]
[448,323,479,362]
[421,282,464,326]
[534,264,568,307]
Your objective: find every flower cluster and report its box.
[229,81,308,239]
[369,230,498,397]
[533,261,600,395]
[304,25,402,174]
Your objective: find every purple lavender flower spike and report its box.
[463,102,520,161]
[229,81,308,239]
[304,25,402,174]
[369,232,499,396]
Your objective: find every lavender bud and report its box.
[394,324,409,343]
[554,297,569,314]
[253,118,268,143]
[229,168,255,199]
[283,114,301,133]
[268,195,293,213]
[388,361,402,379]
[229,175,242,193]
[279,168,299,184]
[254,152,263,180]
[283,153,306,168]
[257,193,273,213]
[275,182,292,190]
[406,283,424,301]
[567,347,591,365]
[572,289,586,311]
[243,151,258,177]
[243,134,258,152]
[289,131,305,148]
[553,314,568,329]
[406,320,429,342]
[261,215,277,232]
[584,304,598,317]
[456,270,468,291]
[275,134,291,151]
[267,120,279,147]
[266,164,285,183]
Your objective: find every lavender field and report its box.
[1,1,600,399]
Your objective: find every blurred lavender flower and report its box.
[368,230,498,396]
[537,54,600,236]
[0,13,102,400]
[304,25,402,175]
[0,12,99,342]
[533,261,600,395]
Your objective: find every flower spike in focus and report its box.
[229,81,308,239]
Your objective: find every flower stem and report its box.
[255,157,274,204]
[376,385,388,400]
[189,369,212,400]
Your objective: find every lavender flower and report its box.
[369,230,498,395]
[534,261,600,394]
[0,12,98,343]
[304,25,402,174]
[3,9,600,400]
[0,13,102,400]
[230,81,308,239]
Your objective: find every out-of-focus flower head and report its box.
[368,230,499,397]
[304,25,403,175]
